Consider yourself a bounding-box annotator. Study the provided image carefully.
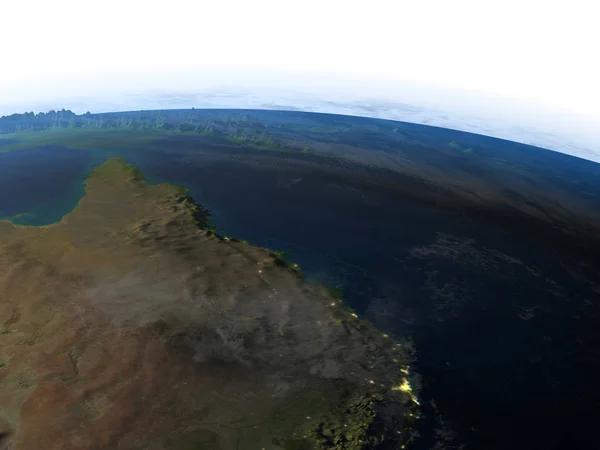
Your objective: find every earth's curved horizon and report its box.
[0,108,599,450]
[4,81,599,164]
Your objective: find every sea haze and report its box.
[4,83,599,163]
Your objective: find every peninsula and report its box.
[0,158,417,450]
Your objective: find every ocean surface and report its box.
[0,147,104,224]
[1,116,599,450]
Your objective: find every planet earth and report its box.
[0,108,598,450]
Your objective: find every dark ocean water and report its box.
[0,147,107,225]
[1,116,599,450]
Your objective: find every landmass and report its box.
[0,158,418,450]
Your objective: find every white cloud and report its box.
[2,0,598,112]
[1,0,599,158]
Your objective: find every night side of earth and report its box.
[0,109,599,450]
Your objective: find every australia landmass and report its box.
[0,158,418,450]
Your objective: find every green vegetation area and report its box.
[277,124,345,134]
[224,132,297,153]
[0,127,299,155]
[0,128,161,152]
[234,381,398,449]
[165,378,409,449]
[268,250,303,275]
[448,140,474,154]
[0,109,307,155]
[327,287,344,299]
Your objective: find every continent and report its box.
[0,158,418,450]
